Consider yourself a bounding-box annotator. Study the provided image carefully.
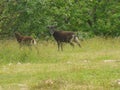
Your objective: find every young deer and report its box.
[15,32,36,46]
[47,26,81,51]
[14,32,39,53]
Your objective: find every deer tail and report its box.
[74,36,79,42]
[73,35,81,47]
[32,39,37,45]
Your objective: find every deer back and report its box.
[53,31,75,42]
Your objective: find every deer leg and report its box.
[34,45,39,54]
[28,46,32,51]
[57,41,63,51]
[69,36,75,48]
[57,41,60,51]
[19,44,23,50]
[69,42,74,48]
[60,42,63,51]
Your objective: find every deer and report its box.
[14,32,39,53]
[15,32,36,45]
[47,26,81,51]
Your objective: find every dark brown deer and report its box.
[47,26,81,51]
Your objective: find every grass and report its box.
[0,37,120,90]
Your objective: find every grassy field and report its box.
[0,37,120,90]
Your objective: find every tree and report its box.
[0,0,120,38]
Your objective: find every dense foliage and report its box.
[0,0,120,38]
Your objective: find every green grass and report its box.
[0,37,120,90]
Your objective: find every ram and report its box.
[47,26,81,51]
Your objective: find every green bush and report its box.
[0,0,120,38]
